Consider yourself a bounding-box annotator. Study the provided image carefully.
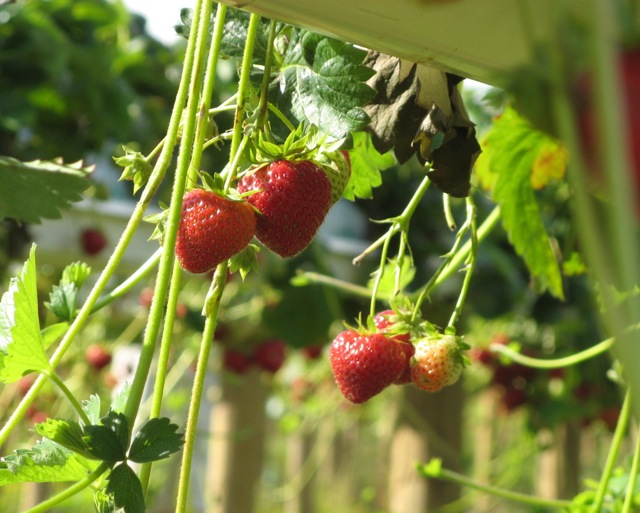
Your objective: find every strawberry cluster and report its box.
[329,310,466,404]
[174,149,350,275]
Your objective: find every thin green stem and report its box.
[188,2,228,186]
[353,176,431,266]
[369,226,394,318]
[91,247,162,313]
[491,335,616,369]
[292,271,373,299]
[268,102,296,132]
[443,193,457,230]
[590,389,632,513]
[257,19,278,129]
[23,462,109,513]
[621,416,640,513]
[447,196,477,330]
[412,215,471,322]
[46,372,91,426]
[175,264,227,513]
[223,12,261,191]
[123,0,214,426]
[418,461,572,510]
[411,204,501,313]
[139,263,183,493]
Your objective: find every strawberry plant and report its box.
[1,1,640,513]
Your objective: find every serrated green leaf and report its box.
[0,438,95,485]
[344,131,396,200]
[0,245,52,382]
[35,418,95,460]
[61,262,91,288]
[46,262,91,321]
[480,108,564,299]
[82,395,102,426]
[279,32,375,138]
[106,463,145,513]
[110,382,130,414]
[0,156,92,223]
[83,412,129,462]
[46,282,78,321]
[128,417,184,464]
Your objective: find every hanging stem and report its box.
[46,371,91,426]
[589,389,632,513]
[174,12,263,513]
[447,196,477,330]
[223,12,262,191]
[123,0,214,426]
[174,263,227,513]
[621,415,640,513]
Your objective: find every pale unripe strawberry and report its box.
[316,150,351,203]
[411,335,463,392]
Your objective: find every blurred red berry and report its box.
[254,339,287,374]
[85,344,112,370]
[301,344,324,360]
[223,348,253,374]
[80,228,107,256]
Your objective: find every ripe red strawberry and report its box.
[175,189,256,274]
[329,330,406,404]
[80,228,107,255]
[254,339,287,374]
[373,310,414,384]
[410,335,463,392]
[85,344,112,371]
[237,160,332,257]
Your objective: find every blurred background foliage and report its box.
[0,1,624,512]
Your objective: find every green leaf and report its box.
[128,417,184,463]
[82,395,102,426]
[83,412,129,462]
[35,418,95,460]
[114,146,153,194]
[0,244,52,382]
[0,439,94,485]
[106,463,145,513]
[344,131,397,200]
[46,262,91,321]
[0,156,93,223]
[110,382,130,414]
[478,108,564,299]
[278,31,375,138]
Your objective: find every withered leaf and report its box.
[363,51,481,196]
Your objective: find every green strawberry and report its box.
[411,334,464,392]
[316,150,351,203]
[175,189,256,274]
[329,329,406,403]
[237,159,332,257]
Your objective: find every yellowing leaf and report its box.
[531,141,567,190]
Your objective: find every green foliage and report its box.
[0,439,95,485]
[475,107,565,299]
[128,417,185,463]
[46,261,91,321]
[106,463,146,513]
[0,157,92,223]
[0,244,52,382]
[277,31,376,138]
[345,131,396,200]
